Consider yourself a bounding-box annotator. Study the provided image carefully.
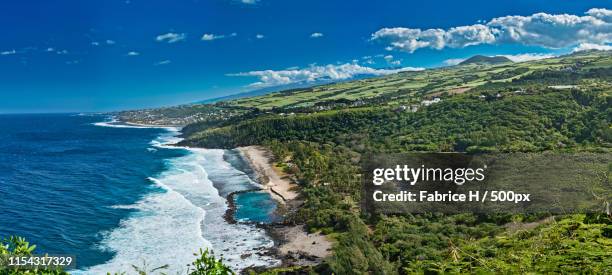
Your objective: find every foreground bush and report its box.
[1,236,234,275]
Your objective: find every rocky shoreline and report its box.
[227,146,331,273]
[221,175,326,272]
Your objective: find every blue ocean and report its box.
[0,114,279,274]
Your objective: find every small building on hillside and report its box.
[421,97,441,106]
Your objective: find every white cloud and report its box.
[156,33,186,43]
[443,53,555,66]
[572,42,612,52]
[91,41,100,46]
[586,8,612,21]
[1,50,16,55]
[106,40,116,45]
[201,33,225,41]
[56,50,68,55]
[127,51,140,56]
[241,0,258,4]
[310,32,324,38]
[499,53,556,62]
[383,55,394,61]
[154,60,171,66]
[443,58,466,66]
[372,8,612,52]
[46,47,54,52]
[256,34,265,39]
[228,63,423,88]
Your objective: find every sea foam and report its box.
[92,117,178,131]
[81,121,279,274]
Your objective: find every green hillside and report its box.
[122,50,612,274]
[216,51,609,110]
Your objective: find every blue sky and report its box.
[0,0,610,113]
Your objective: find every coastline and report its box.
[235,145,332,270]
[236,146,298,203]
[124,121,183,128]
[92,118,279,273]
[117,118,331,271]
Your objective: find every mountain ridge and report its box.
[459,55,513,65]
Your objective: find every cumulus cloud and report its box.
[372,8,612,52]
[156,33,186,43]
[310,32,324,38]
[106,40,116,45]
[572,42,612,52]
[443,53,555,66]
[228,63,423,87]
[241,0,258,4]
[127,51,140,56]
[201,33,225,41]
[382,54,402,65]
[255,34,265,39]
[442,53,556,66]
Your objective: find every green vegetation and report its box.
[0,237,234,275]
[173,51,612,274]
[103,51,612,273]
[444,214,612,273]
[187,249,234,275]
[210,51,610,110]
[182,88,610,153]
[0,236,67,275]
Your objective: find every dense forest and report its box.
[181,88,611,153]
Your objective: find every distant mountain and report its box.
[459,55,513,65]
[195,81,331,105]
[195,74,378,104]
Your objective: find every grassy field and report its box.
[225,51,611,110]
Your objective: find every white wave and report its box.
[149,130,183,148]
[77,130,279,274]
[194,149,277,269]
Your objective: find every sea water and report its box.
[0,114,279,274]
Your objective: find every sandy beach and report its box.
[277,225,332,263]
[237,146,298,202]
[237,146,332,267]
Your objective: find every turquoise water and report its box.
[234,191,280,223]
